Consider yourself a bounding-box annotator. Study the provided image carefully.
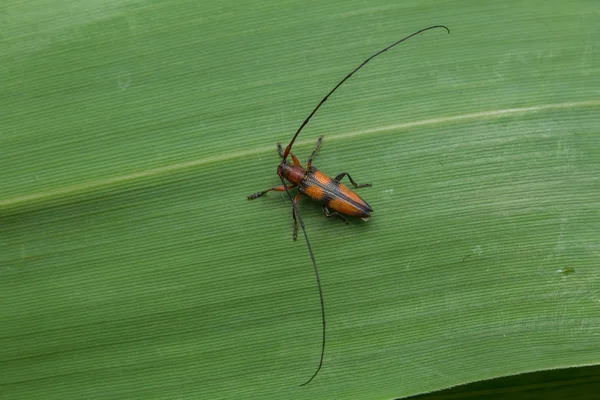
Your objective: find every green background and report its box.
[1,0,599,399]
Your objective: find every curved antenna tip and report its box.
[299,365,322,387]
[430,25,450,34]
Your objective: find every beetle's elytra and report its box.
[247,25,450,386]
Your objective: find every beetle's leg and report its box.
[306,136,324,168]
[322,205,349,225]
[292,192,303,241]
[248,184,296,200]
[277,142,302,166]
[334,172,372,188]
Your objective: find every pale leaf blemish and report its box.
[118,73,131,89]
[556,266,575,279]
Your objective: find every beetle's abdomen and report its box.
[299,167,372,218]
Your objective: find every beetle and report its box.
[248,136,373,237]
[247,25,450,386]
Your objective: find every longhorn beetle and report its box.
[248,25,450,386]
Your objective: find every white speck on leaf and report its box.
[118,73,131,89]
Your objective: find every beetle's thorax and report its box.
[278,162,306,185]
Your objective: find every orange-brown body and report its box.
[278,163,372,218]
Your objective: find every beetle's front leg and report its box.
[277,142,302,167]
[247,184,296,200]
[307,136,324,168]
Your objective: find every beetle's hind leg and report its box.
[322,205,349,225]
[334,172,371,188]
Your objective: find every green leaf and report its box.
[1,1,599,399]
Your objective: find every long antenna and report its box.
[284,25,450,386]
[283,25,449,160]
[278,174,325,386]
